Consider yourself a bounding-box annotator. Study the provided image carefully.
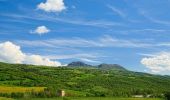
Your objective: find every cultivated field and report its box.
[0,86,45,93]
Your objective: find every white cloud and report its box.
[139,10,170,26]
[79,58,101,63]
[31,26,50,35]
[141,52,170,73]
[24,55,61,66]
[107,5,126,18]
[137,53,156,57]
[37,0,66,13]
[44,54,102,64]
[0,41,62,67]
[1,13,122,28]
[0,41,25,63]
[44,54,98,60]
[16,35,152,48]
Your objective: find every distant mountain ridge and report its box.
[67,61,127,71]
[67,61,92,67]
[98,63,127,71]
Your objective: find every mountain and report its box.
[67,61,93,67]
[0,62,170,97]
[67,61,127,71]
[98,63,127,71]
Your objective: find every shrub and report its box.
[165,92,170,100]
[11,92,24,98]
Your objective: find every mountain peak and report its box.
[67,61,92,67]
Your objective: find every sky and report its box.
[1,0,170,75]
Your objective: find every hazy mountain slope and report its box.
[67,61,127,71]
[98,63,127,71]
[67,61,93,67]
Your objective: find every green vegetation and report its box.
[18,97,163,100]
[0,62,170,99]
[0,97,14,100]
[165,92,170,100]
[0,97,164,100]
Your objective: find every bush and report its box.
[11,92,24,98]
[165,92,170,100]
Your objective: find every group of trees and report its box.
[0,92,24,98]
[0,89,168,99]
[0,88,61,98]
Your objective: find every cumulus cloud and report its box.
[24,55,61,66]
[0,42,25,63]
[37,0,66,12]
[0,41,62,67]
[141,52,170,73]
[31,26,50,35]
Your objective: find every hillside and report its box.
[0,62,170,97]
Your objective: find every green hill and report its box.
[0,62,170,97]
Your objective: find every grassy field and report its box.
[0,86,45,93]
[17,97,163,100]
[0,97,14,100]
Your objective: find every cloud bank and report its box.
[141,52,170,73]
[0,41,62,66]
[31,26,50,35]
[37,0,66,13]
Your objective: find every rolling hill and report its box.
[0,62,170,97]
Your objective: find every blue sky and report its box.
[1,0,170,74]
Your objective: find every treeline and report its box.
[85,88,165,98]
[0,88,60,98]
[0,88,166,99]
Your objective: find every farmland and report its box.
[0,86,45,93]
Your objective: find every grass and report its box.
[0,97,14,100]
[0,86,45,93]
[17,97,163,100]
